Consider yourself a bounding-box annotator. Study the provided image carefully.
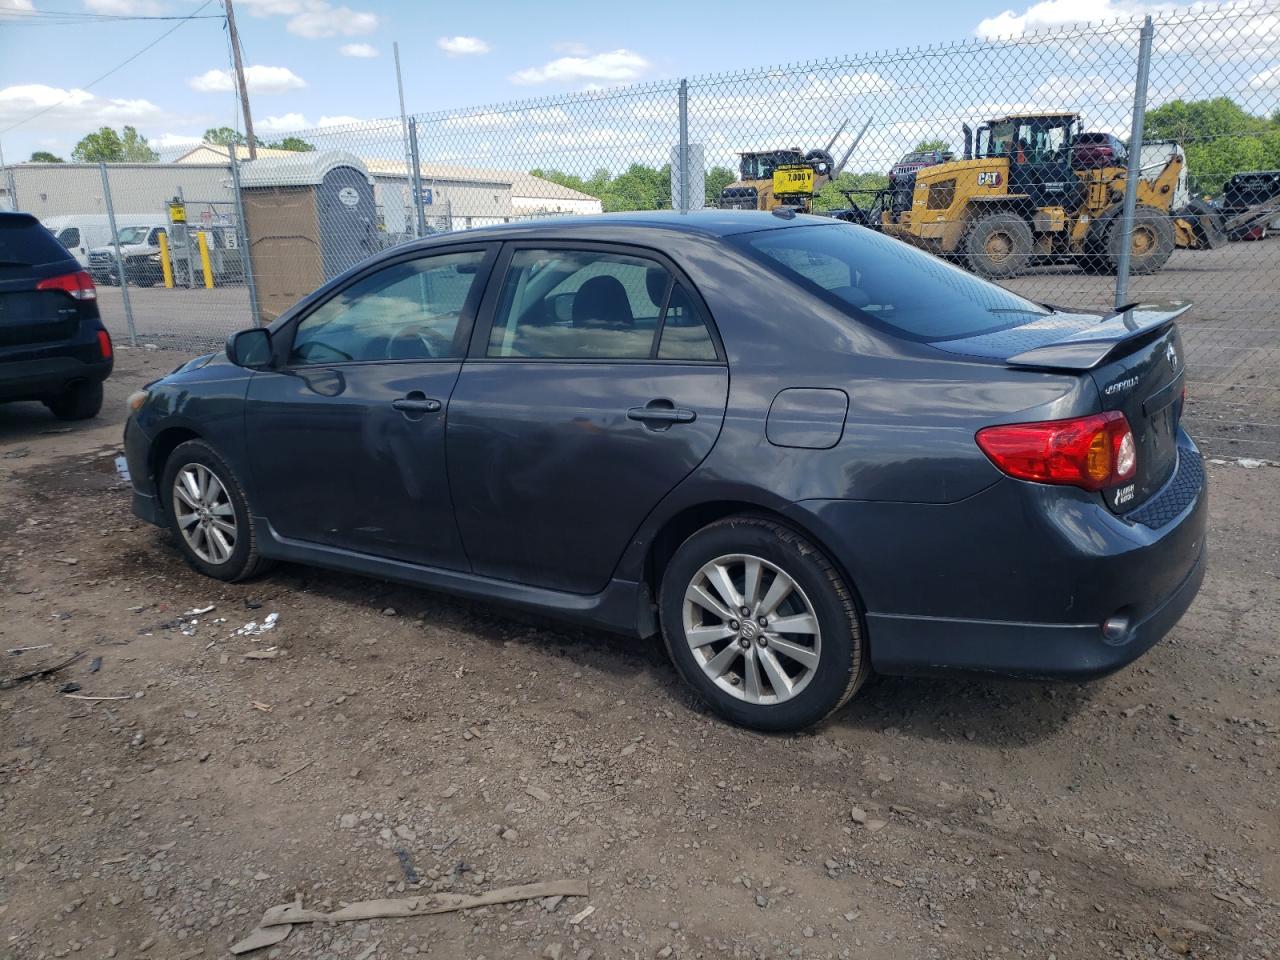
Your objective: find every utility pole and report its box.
[223,0,257,160]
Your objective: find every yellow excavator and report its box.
[721,119,871,213]
[865,112,1224,278]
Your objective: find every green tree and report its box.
[1145,97,1280,195]
[29,151,64,163]
[203,126,246,146]
[704,165,736,205]
[266,136,315,152]
[912,138,951,154]
[811,170,891,212]
[71,126,158,162]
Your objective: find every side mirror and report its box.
[226,327,272,368]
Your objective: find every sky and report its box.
[0,0,1277,173]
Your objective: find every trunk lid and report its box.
[933,300,1190,511]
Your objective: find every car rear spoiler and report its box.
[1005,300,1192,370]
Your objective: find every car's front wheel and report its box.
[161,439,271,582]
[658,516,867,731]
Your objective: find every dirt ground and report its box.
[1,347,1276,960]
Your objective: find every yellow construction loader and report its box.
[870,112,1224,278]
[721,119,870,213]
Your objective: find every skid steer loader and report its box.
[720,119,870,214]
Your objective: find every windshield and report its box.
[115,226,150,245]
[738,223,1049,342]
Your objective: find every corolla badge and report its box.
[1166,342,1179,370]
[1104,375,1140,396]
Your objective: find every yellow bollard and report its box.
[196,230,214,289]
[157,231,174,288]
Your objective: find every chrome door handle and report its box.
[627,405,696,424]
[392,397,441,413]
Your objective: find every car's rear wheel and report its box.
[45,380,103,420]
[658,516,867,731]
[161,439,271,582]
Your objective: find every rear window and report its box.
[0,215,74,268]
[738,223,1049,342]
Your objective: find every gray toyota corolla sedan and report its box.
[124,211,1206,731]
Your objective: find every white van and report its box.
[1139,141,1190,209]
[41,214,162,269]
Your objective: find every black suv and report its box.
[0,212,113,420]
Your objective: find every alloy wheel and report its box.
[173,462,237,564]
[681,553,822,705]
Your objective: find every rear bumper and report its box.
[787,430,1208,681]
[0,354,112,402]
[863,540,1205,679]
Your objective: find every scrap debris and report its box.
[231,880,588,954]
[0,651,84,690]
[235,613,280,638]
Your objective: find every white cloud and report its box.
[236,0,377,39]
[976,0,1170,39]
[151,132,205,150]
[258,112,310,132]
[510,49,650,86]
[188,65,307,94]
[437,36,491,56]
[1250,64,1280,88]
[84,0,166,13]
[442,106,571,129]
[0,0,35,15]
[0,83,164,130]
[288,3,376,38]
[339,42,378,58]
[317,114,365,127]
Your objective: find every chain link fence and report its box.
[3,1,1277,457]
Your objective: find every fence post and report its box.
[677,78,690,213]
[407,119,428,237]
[98,162,137,347]
[1114,15,1154,310]
[394,41,422,239]
[228,155,261,325]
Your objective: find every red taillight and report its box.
[36,270,97,301]
[96,329,113,360]
[976,412,1137,492]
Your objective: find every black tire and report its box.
[1107,205,1175,275]
[964,211,1033,279]
[658,516,868,732]
[160,439,272,582]
[44,380,103,420]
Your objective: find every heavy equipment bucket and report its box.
[1175,199,1227,250]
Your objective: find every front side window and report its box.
[290,250,486,365]
[488,248,715,360]
[57,227,80,249]
[740,224,1049,342]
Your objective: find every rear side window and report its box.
[740,224,1049,342]
[488,248,717,361]
[0,215,74,268]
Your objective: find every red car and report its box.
[1072,133,1128,169]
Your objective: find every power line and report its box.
[0,8,223,25]
[0,0,220,135]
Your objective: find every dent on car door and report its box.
[447,244,729,595]
[244,245,496,568]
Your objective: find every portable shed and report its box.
[238,151,378,322]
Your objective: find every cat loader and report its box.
[874,111,1224,279]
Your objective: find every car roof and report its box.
[417,209,825,246]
